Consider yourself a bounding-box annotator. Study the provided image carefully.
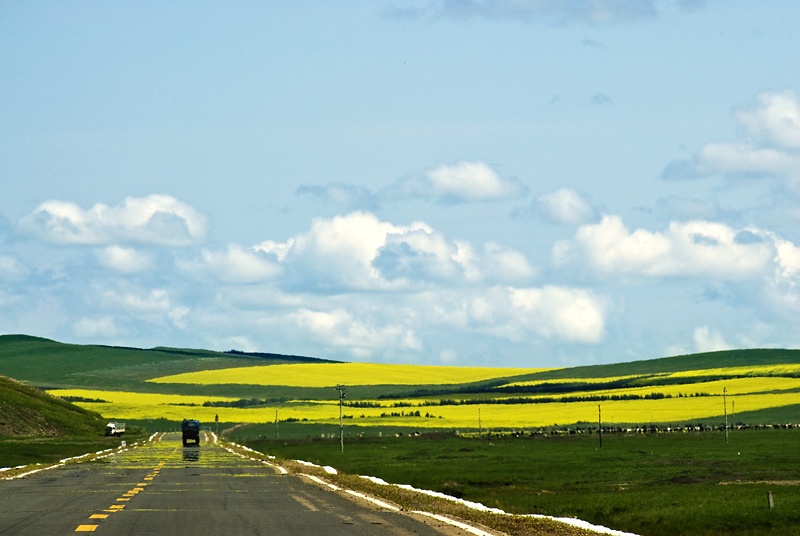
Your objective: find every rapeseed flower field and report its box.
[148,362,547,387]
[50,374,800,429]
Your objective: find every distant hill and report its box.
[0,334,337,393]
[501,348,800,384]
[0,374,104,437]
[2,334,799,404]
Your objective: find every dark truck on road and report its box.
[181,419,200,445]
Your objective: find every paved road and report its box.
[0,433,477,535]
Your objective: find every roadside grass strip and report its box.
[1,445,133,480]
[412,512,498,536]
[360,475,639,536]
[223,440,629,536]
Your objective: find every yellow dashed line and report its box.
[75,452,168,533]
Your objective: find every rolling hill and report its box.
[0,374,104,437]
[2,335,799,429]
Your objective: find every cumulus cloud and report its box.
[97,287,172,314]
[554,215,778,280]
[693,326,733,353]
[442,285,606,343]
[253,211,535,290]
[535,188,596,224]
[180,244,282,284]
[508,286,607,343]
[427,0,658,24]
[19,194,208,246]
[296,183,378,210]
[255,211,425,290]
[299,161,528,208]
[392,161,528,203]
[96,246,153,273]
[290,308,422,359]
[736,90,800,150]
[74,316,120,338]
[663,90,800,184]
[0,254,30,283]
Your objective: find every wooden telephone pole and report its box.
[337,384,346,453]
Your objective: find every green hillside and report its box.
[0,374,104,437]
[0,334,336,394]
[522,348,800,379]
[2,334,799,405]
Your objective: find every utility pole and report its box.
[598,405,602,448]
[478,407,482,434]
[275,410,278,440]
[723,387,728,443]
[337,384,346,453]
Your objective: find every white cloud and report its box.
[98,288,172,314]
[19,194,208,246]
[296,183,377,209]
[536,188,596,224]
[554,215,776,280]
[693,143,799,177]
[0,254,29,283]
[439,348,459,365]
[663,90,800,183]
[297,161,528,208]
[290,308,422,359]
[481,242,537,282]
[693,326,733,353]
[264,211,427,290]
[96,246,153,273]
[74,316,120,338]
[424,161,527,201]
[386,161,527,204]
[429,0,659,24]
[508,286,607,343]
[736,90,800,150]
[428,285,607,344]
[253,211,535,290]
[182,244,282,284]
[763,234,800,312]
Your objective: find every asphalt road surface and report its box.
[0,433,483,535]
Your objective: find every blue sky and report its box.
[1,1,799,367]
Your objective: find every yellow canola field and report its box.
[51,388,800,428]
[507,377,800,401]
[148,363,548,387]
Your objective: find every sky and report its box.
[1,1,799,368]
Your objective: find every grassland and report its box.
[3,335,800,535]
[0,373,131,468]
[2,335,797,430]
[0,374,104,437]
[241,429,800,536]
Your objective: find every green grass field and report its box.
[243,429,800,536]
[3,335,800,534]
